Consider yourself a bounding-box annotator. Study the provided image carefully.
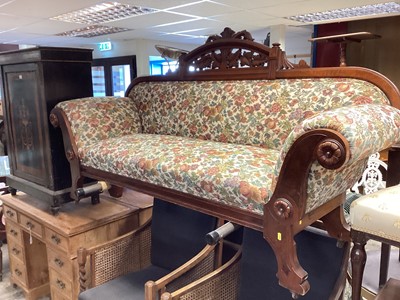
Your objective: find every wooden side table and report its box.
[1,191,152,300]
[309,32,381,67]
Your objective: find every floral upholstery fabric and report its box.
[274,104,400,212]
[55,77,400,215]
[80,134,280,215]
[128,78,390,150]
[350,184,400,243]
[56,97,142,151]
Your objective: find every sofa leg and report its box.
[263,224,310,297]
[320,205,350,242]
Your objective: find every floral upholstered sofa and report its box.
[50,28,400,298]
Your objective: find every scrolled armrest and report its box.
[278,104,400,171]
[51,96,142,152]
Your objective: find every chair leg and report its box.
[351,230,368,300]
[379,243,391,288]
[0,240,3,282]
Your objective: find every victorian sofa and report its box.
[49,27,400,297]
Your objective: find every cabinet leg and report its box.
[8,187,17,196]
[91,194,100,205]
[50,205,60,215]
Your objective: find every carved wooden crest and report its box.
[178,27,298,75]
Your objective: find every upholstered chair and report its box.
[350,184,400,299]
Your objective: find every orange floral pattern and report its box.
[56,96,142,151]
[128,78,390,149]
[55,77,400,215]
[80,134,279,214]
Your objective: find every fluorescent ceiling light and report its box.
[288,2,400,23]
[56,25,130,38]
[51,2,157,24]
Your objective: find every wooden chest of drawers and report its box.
[2,191,152,300]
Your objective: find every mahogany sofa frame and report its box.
[50,28,400,297]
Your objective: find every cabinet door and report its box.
[3,63,50,186]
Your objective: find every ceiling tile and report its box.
[167,1,241,17]
[106,11,193,29]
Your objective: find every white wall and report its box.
[91,39,198,76]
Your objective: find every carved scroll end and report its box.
[49,113,59,128]
[66,149,76,161]
[316,138,346,169]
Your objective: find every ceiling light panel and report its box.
[56,25,131,37]
[288,2,400,23]
[50,2,158,24]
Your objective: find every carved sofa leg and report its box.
[263,199,310,297]
[320,203,351,242]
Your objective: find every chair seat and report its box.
[78,265,170,300]
[350,184,400,242]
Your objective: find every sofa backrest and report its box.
[128,77,390,150]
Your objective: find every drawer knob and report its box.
[14,269,22,277]
[51,234,61,245]
[54,258,64,268]
[12,248,20,255]
[26,221,34,229]
[6,210,15,218]
[56,279,66,290]
[10,229,18,236]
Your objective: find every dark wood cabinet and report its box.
[0,47,93,212]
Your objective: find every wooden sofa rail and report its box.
[49,28,400,298]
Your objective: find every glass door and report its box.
[112,64,131,96]
[91,55,136,96]
[92,66,106,97]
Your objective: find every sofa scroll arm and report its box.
[50,108,84,202]
[263,129,350,298]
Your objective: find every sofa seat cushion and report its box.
[78,265,170,300]
[80,134,280,215]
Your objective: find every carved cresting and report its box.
[180,27,273,70]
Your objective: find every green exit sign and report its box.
[98,42,112,51]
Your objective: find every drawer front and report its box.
[45,228,68,252]
[47,247,73,276]
[10,258,28,286]
[51,289,70,300]
[19,213,43,238]
[49,269,72,299]
[8,241,24,262]
[6,220,23,245]
[3,205,18,223]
